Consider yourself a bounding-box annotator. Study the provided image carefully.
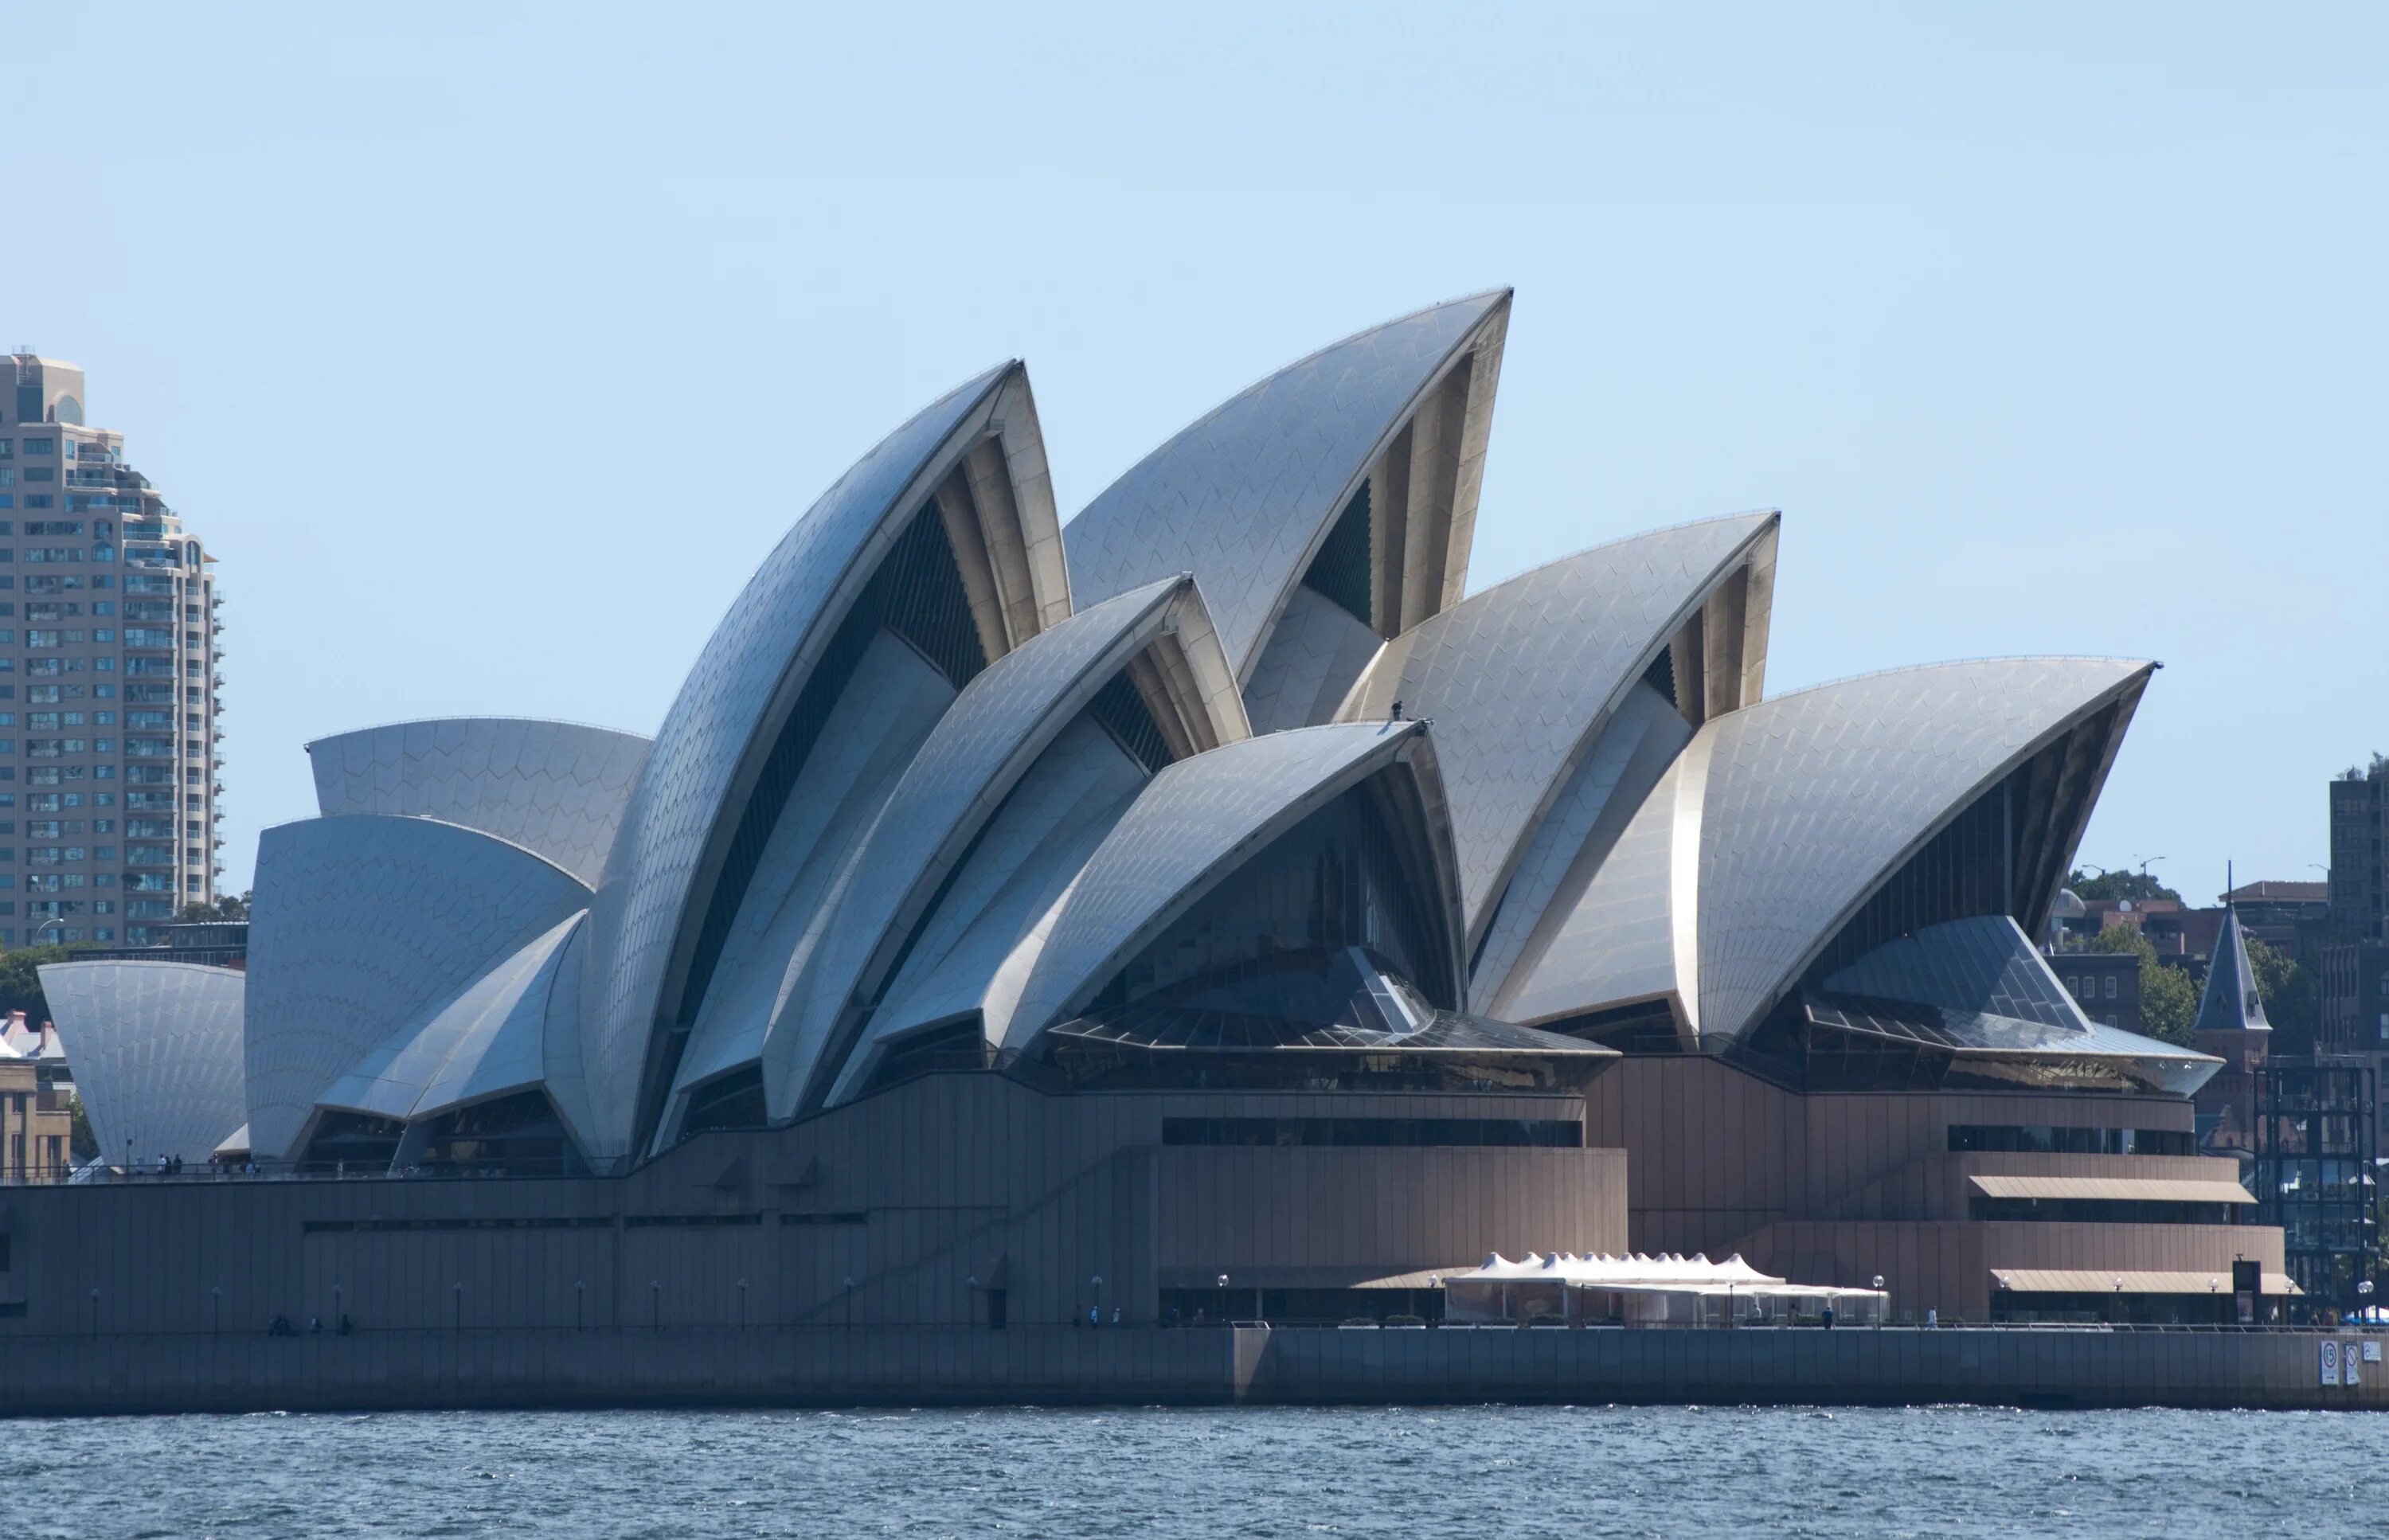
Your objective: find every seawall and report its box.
[2,1325,2382,1416]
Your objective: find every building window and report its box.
[2104,975,2118,999]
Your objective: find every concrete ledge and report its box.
[2,1326,2383,1416]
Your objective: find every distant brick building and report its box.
[2224,880,2332,963]
[0,1043,71,1178]
[2050,949,2143,1035]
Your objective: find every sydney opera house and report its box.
[2,291,2285,1339]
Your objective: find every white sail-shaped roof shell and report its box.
[749,577,1245,1120]
[1066,292,1511,686]
[660,632,960,1112]
[1498,658,2154,1048]
[577,362,1066,1156]
[1341,513,1777,944]
[41,960,246,1168]
[313,910,587,1134]
[245,814,592,1162]
[1471,680,1691,1014]
[832,716,1151,1096]
[1001,720,1460,1050]
[305,718,651,887]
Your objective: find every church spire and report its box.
[2194,865,2270,1033]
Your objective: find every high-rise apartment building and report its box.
[2329,760,2387,944]
[0,352,221,947]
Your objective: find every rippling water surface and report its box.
[7,1405,2382,1538]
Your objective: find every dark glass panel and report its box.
[1087,670,1174,775]
[679,1065,767,1136]
[1300,482,1373,628]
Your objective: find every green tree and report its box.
[65,1090,98,1163]
[2066,867,2183,904]
[0,942,76,1026]
[2087,925,2199,1045]
[2243,936,2319,1055]
[174,892,249,924]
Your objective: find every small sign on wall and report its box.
[2344,1343,2364,1388]
[2321,1339,2340,1386]
[2366,1341,2383,1363]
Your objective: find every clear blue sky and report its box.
[9,2,2380,899]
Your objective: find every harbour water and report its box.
[6,1404,2382,1537]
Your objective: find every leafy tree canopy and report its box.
[66,1090,98,1163]
[2245,935,2320,1055]
[2066,867,2182,904]
[2086,924,2198,1046]
[0,943,79,1026]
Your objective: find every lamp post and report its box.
[453,1281,464,1332]
[1872,1276,1886,1329]
[843,1275,855,1331]
[649,1279,660,1331]
[737,1278,749,1330]
[330,1283,342,1335]
[1218,1272,1230,1325]
[574,1280,586,1331]
[2360,1279,2375,1323]
[1091,1274,1104,1328]
[210,1284,222,1334]
[88,1286,100,1336]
